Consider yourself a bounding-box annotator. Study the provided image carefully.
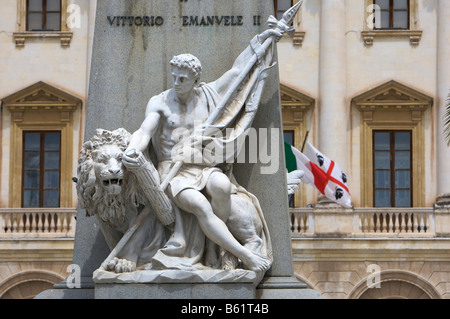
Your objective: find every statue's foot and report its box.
[241,252,271,272]
[106,257,137,273]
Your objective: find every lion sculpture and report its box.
[77,128,169,273]
[77,128,272,275]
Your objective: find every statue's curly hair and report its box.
[170,53,202,83]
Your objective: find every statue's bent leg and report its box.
[205,171,232,222]
[173,189,270,272]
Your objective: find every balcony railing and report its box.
[357,208,434,235]
[290,208,314,235]
[290,207,437,238]
[0,208,77,238]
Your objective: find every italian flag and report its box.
[284,141,352,208]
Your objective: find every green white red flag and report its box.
[284,141,352,208]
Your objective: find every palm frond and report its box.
[445,91,450,146]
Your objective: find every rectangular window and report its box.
[374,0,410,29]
[274,0,293,20]
[373,131,412,207]
[22,131,61,207]
[27,0,61,31]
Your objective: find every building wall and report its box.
[0,0,96,299]
[280,0,450,299]
[278,0,447,208]
[0,0,96,207]
[0,0,448,299]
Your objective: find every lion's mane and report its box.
[76,128,147,228]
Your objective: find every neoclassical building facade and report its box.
[0,0,449,299]
[278,0,450,299]
[0,0,96,298]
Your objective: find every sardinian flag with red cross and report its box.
[285,142,352,208]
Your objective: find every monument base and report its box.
[35,275,323,299]
[256,276,323,299]
[93,268,262,299]
[95,282,255,299]
[35,277,95,299]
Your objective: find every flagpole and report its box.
[301,131,309,152]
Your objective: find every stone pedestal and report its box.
[95,283,255,299]
[256,276,322,299]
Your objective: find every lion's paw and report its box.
[221,251,240,270]
[106,257,137,273]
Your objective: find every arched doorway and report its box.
[0,270,64,299]
[348,270,441,299]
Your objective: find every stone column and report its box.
[436,0,450,207]
[317,0,348,205]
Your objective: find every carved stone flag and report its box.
[285,142,352,208]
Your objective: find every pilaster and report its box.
[436,0,450,205]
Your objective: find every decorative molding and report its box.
[292,31,306,46]
[291,0,305,47]
[0,270,66,298]
[348,270,442,300]
[362,0,422,46]
[13,31,73,48]
[1,81,82,208]
[280,84,315,111]
[361,30,423,47]
[352,80,433,207]
[352,80,433,112]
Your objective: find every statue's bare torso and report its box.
[151,87,209,163]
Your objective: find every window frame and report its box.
[22,131,62,208]
[14,0,72,48]
[1,81,82,209]
[352,80,433,208]
[362,0,421,46]
[26,0,62,32]
[372,130,413,208]
[373,0,410,30]
[274,0,293,20]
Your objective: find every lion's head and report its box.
[77,128,146,228]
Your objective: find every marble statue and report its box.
[76,128,170,273]
[78,2,304,283]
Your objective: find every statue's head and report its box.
[169,54,202,90]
